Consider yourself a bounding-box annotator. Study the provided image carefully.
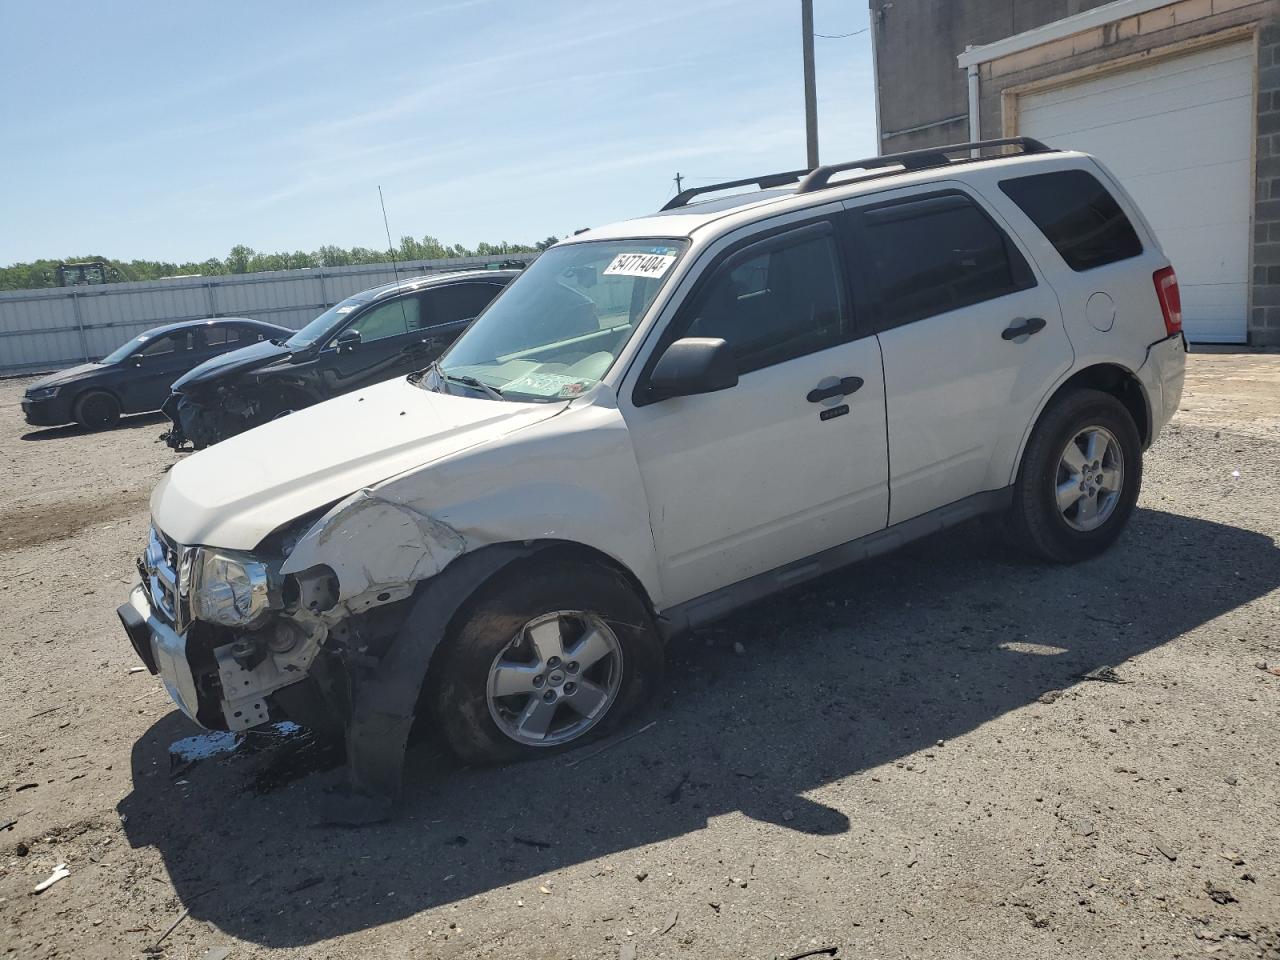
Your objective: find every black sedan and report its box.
[21,318,291,430]
[163,269,517,449]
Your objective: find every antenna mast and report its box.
[378,185,402,285]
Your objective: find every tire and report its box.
[427,559,663,765]
[1006,388,1142,563]
[73,390,121,429]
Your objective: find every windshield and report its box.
[101,334,149,364]
[438,239,687,401]
[286,296,369,348]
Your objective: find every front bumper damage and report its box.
[119,504,545,821]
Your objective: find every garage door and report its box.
[1018,40,1254,343]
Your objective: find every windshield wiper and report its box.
[424,361,504,401]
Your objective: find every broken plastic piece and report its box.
[33,862,69,893]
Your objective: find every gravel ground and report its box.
[0,352,1277,960]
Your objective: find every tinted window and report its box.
[203,326,241,347]
[135,331,193,358]
[862,193,1032,328]
[684,226,847,374]
[1000,169,1142,272]
[345,297,418,343]
[423,283,504,327]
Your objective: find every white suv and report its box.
[119,138,1186,808]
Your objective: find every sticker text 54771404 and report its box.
[603,252,677,279]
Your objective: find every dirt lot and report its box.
[0,353,1278,960]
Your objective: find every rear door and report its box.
[417,280,507,360]
[846,184,1071,524]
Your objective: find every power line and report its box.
[815,26,869,38]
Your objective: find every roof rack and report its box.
[659,137,1052,212]
[661,169,811,211]
[795,136,1052,194]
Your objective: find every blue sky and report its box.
[0,1,875,265]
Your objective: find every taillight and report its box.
[1153,266,1182,337]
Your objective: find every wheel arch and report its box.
[71,385,122,419]
[1013,362,1151,485]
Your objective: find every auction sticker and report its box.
[603,252,676,279]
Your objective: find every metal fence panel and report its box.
[0,254,536,375]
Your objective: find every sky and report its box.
[0,1,876,266]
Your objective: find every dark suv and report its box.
[163,269,518,449]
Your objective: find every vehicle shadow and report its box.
[20,410,167,441]
[118,507,1280,947]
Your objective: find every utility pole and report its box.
[674,172,684,194]
[801,0,819,169]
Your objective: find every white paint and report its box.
[957,0,1179,68]
[1018,41,1254,343]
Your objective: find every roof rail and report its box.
[661,169,811,211]
[796,137,1052,194]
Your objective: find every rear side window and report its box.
[684,224,848,374]
[203,326,241,347]
[860,192,1034,329]
[1000,169,1143,272]
[422,282,504,327]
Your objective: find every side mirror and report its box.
[648,337,737,401]
[335,329,361,352]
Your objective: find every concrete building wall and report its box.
[871,0,1115,153]
[871,0,1280,345]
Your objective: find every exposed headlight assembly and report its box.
[26,385,59,400]
[190,548,276,628]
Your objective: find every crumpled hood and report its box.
[171,339,292,392]
[151,377,566,550]
[27,362,104,391]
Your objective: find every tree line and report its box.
[0,234,560,291]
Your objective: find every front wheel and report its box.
[1006,388,1142,563]
[73,390,121,429]
[427,560,663,764]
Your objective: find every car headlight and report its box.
[190,548,274,628]
[26,385,59,400]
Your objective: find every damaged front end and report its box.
[120,492,502,819]
[163,382,302,451]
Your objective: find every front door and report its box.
[320,294,429,393]
[122,330,197,412]
[622,218,890,607]
[845,186,1072,524]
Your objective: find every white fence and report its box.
[0,254,537,376]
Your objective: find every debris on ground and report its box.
[1080,665,1128,684]
[781,948,839,960]
[1074,819,1097,837]
[563,720,657,768]
[1038,689,1064,704]
[202,948,233,960]
[665,772,691,804]
[619,942,637,960]
[661,909,679,934]
[1205,882,1239,905]
[33,862,70,894]
[1154,842,1178,862]
[512,835,552,850]
[0,818,15,832]
[732,641,746,655]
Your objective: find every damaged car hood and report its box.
[151,377,567,550]
[170,339,292,392]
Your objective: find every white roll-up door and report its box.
[1018,40,1255,343]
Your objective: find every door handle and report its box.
[1001,317,1047,341]
[806,376,864,404]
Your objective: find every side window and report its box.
[135,331,193,359]
[345,297,418,343]
[860,192,1034,329]
[203,326,241,347]
[683,225,848,374]
[1000,169,1143,272]
[421,283,504,327]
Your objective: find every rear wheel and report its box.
[1006,388,1142,563]
[73,390,121,430]
[428,560,663,764]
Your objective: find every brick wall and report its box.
[1252,23,1280,344]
